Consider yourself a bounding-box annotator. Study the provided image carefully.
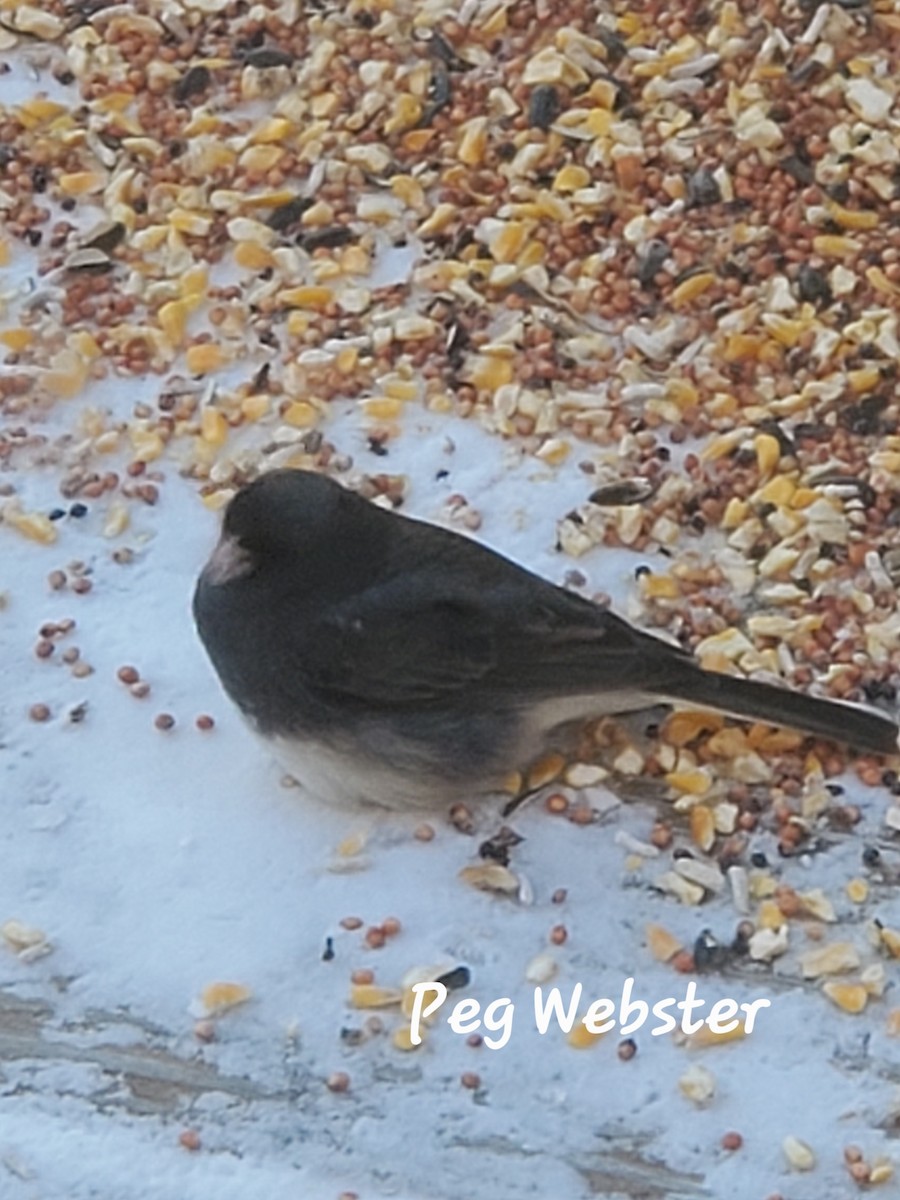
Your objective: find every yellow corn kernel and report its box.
[417,203,458,237]
[335,346,359,374]
[401,128,436,154]
[690,805,716,852]
[468,354,514,391]
[391,175,425,209]
[846,878,869,904]
[392,1026,422,1051]
[340,245,371,276]
[349,985,402,1009]
[553,164,591,192]
[360,396,403,420]
[242,189,297,210]
[0,328,34,352]
[758,899,787,930]
[59,171,107,196]
[754,432,781,477]
[241,394,270,421]
[866,266,900,297]
[762,315,805,348]
[567,1020,605,1049]
[201,408,228,447]
[131,429,165,463]
[671,272,715,309]
[279,286,333,310]
[457,116,489,166]
[685,1021,746,1048]
[44,351,88,398]
[239,144,284,174]
[169,208,212,237]
[665,769,712,796]
[300,200,335,227]
[488,222,530,265]
[720,497,748,529]
[249,117,293,144]
[812,234,859,257]
[17,98,67,128]
[185,343,226,375]
[283,400,319,428]
[826,201,878,231]
[180,266,208,305]
[664,711,724,746]
[384,93,422,135]
[646,923,683,962]
[157,299,189,346]
[381,377,418,401]
[754,475,795,506]
[665,378,698,409]
[639,573,680,599]
[822,981,868,1014]
[199,982,251,1015]
[722,332,765,362]
[2,506,58,544]
[847,366,881,393]
[234,241,275,270]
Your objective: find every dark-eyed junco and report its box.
[193,469,899,808]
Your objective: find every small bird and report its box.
[193,469,899,809]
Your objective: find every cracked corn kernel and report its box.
[185,344,226,375]
[200,408,228,447]
[157,300,189,345]
[645,923,682,962]
[671,272,715,309]
[823,982,868,1014]
[349,985,402,1009]
[199,982,251,1015]
[3,508,58,544]
[234,241,275,271]
[457,116,488,165]
[685,1021,746,1048]
[690,806,716,852]
[393,1026,420,1051]
[567,1021,604,1049]
[754,433,781,477]
[846,879,869,904]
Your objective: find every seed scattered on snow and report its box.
[678,1064,715,1106]
[800,942,861,979]
[194,981,252,1017]
[2,919,52,960]
[783,1135,816,1172]
[458,864,520,895]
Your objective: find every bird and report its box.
[193,468,899,810]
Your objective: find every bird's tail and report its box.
[659,669,899,757]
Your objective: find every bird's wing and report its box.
[300,578,497,703]
[299,564,690,708]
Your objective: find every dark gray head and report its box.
[202,469,349,585]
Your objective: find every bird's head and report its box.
[202,469,346,584]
